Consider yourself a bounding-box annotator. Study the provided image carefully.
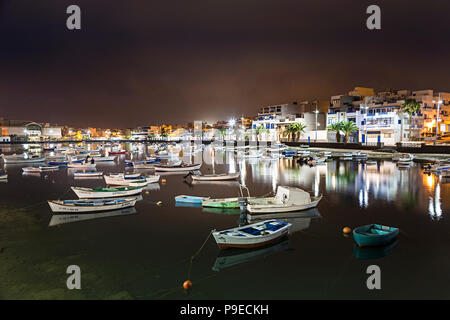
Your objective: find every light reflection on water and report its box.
[0,142,449,299]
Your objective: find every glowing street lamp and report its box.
[433,94,443,145]
[314,101,319,142]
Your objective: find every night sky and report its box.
[1,0,449,128]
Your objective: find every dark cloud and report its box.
[0,0,449,127]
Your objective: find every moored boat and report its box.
[154,163,202,172]
[92,155,116,162]
[352,224,399,247]
[202,197,241,208]
[71,186,143,199]
[48,197,138,213]
[190,172,240,181]
[246,186,322,214]
[212,219,291,250]
[73,171,103,177]
[1,154,46,164]
[175,195,210,204]
[68,162,96,169]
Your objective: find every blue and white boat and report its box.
[48,161,69,166]
[175,195,210,204]
[353,224,399,247]
[73,171,104,177]
[48,197,138,213]
[213,220,291,250]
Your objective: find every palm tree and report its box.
[327,122,342,143]
[401,99,421,140]
[254,125,265,142]
[283,122,306,142]
[282,126,294,142]
[217,128,227,141]
[339,120,359,143]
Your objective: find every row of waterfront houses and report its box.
[1,86,449,146]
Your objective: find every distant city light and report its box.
[229,119,236,126]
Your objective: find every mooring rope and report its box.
[187,229,214,280]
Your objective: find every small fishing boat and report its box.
[47,160,69,166]
[92,155,116,162]
[1,154,46,164]
[246,186,322,214]
[104,174,160,186]
[48,197,137,213]
[108,150,127,155]
[202,197,241,208]
[68,162,96,169]
[154,163,202,172]
[396,153,415,163]
[73,171,103,177]
[190,172,240,181]
[22,167,41,173]
[109,173,141,179]
[175,195,210,204]
[352,224,399,247]
[71,186,143,199]
[212,219,292,250]
[0,171,7,180]
[39,165,59,171]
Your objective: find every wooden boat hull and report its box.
[104,175,160,186]
[191,172,240,181]
[353,224,399,247]
[202,197,240,208]
[48,198,137,213]
[213,220,291,250]
[108,151,127,155]
[154,163,201,172]
[92,156,116,161]
[175,195,210,204]
[71,186,143,199]
[73,172,103,177]
[3,157,46,164]
[247,195,322,214]
[68,163,96,169]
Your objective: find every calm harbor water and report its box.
[0,143,449,299]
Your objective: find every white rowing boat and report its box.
[73,171,103,177]
[92,155,116,162]
[71,186,143,199]
[154,163,202,172]
[191,172,240,181]
[247,186,322,214]
[212,219,291,250]
[104,174,160,186]
[48,197,137,213]
[1,154,46,164]
[68,162,96,169]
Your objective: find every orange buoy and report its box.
[343,227,352,234]
[183,280,192,290]
[161,178,167,184]
[156,201,162,206]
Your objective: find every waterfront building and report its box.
[0,117,62,141]
[252,101,328,142]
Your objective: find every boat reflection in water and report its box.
[212,209,321,271]
[212,238,291,272]
[48,207,137,227]
[175,202,202,208]
[202,207,242,215]
[353,240,399,260]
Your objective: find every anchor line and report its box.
[187,229,214,280]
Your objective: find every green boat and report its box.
[202,197,240,208]
[353,224,399,247]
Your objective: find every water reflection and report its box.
[48,207,137,226]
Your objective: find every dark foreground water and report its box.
[0,143,449,299]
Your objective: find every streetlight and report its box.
[433,94,443,145]
[314,101,319,142]
[361,104,369,145]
